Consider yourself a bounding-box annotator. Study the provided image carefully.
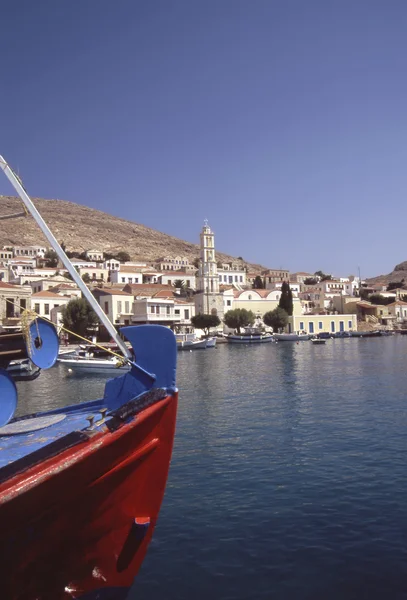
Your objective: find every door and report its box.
[331,321,335,333]
[339,321,344,332]
[309,322,314,334]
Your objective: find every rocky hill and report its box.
[366,260,407,287]
[0,195,265,270]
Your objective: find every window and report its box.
[156,305,160,315]
[166,305,170,315]
[240,276,243,282]
[34,303,40,314]
[331,321,335,333]
[150,305,155,313]
[319,322,323,329]
[227,300,231,306]
[235,276,238,282]
[184,309,189,319]
[175,309,180,315]
[348,320,352,328]
[104,301,108,314]
[299,322,304,330]
[117,301,122,313]
[54,304,59,309]
[248,295,252,300]
[128,278,133,284]
[125,301,130,313]
[44,304,50,315]
[187,280,190,287]
[309,322,314,333]
[135,278,139,283]
[121,277,125,283]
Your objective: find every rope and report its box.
[1,296,132,365]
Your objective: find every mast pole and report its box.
[0,155,133,360]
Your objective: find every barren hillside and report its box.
[0,196,265,271]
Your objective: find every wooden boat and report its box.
[311,337,326,345]
[205,337,217,348]
[274,332,311,341]
[0,155,178,599]
[226,333,274,344]
[175,333,207,350]
[57,355,132,373]
[7,358,41,381]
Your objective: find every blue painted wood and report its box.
[29,318,59,369]
[0,370,17,427]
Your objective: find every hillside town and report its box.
[0,221,406,338]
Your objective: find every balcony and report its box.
[131,312,179,323]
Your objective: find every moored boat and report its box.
[311,337,326,345]
[274,332,311,341]
[0,155,178,599]
[226,333,274,344]
[205,336,217,348]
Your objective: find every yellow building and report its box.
[288,313,357,335]
[232,289,302,318]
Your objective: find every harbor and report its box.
[13,335,407,600]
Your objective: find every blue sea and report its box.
[17,337,407,599]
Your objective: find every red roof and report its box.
[0,281,20,289]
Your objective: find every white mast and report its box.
[0,155,133,360]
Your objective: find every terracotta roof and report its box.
[32,291,68,298]
[153,290,176,298]
[93,288,133,297]
[387,301,407,306]
[0,281,20,289]
[234,289,272,299]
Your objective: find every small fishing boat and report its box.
[58,355,132,373]
[0,155,178,599]
[175,333,207,350]
[311,337,326,345]
[226,332,274,344]
[7,358,41,381]
[205,337,217,348]
[274,332,311,341]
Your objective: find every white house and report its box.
[218,268,246,287]
[77,266,109,282]
[157,272,196,289]
[70,259,97,269]
[31,291,72,325]
[85,250,104,261]
[93,289,135,325]
[265,281,301,296]
[12,245,47,258]
[387,301,407,322]
[103,258,121,271]
[130,297,195,326]
[156,256,195,272]
[110,267,143,285]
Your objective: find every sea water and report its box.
[16,337,407,599]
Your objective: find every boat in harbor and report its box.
[311,337,326,345]
[7,358,41,381]
[226,329,274,344]
[0,155,178,599]
[176,333,207,350]
[57,344,132,373]
[205,336,217,348]
[274,332,311,341]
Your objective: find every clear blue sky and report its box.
[1,0,406,278]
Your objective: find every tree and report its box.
[304,277,318,286]
[359,288,370,300]
[369,294,393,306]
[387,280,404,291]
[61,298,99,338]
[314,271,325,278]
[193,257,200,269]
[253,275,265,289]
[173,279,185,290]
[116,251,131,263]
[191,313,221,335]
[321,274,332,281]
[278,281,293,316]
[82,273,91,283]
[44,249,58,268]
[223,308,255,333]
[263,307,288,332]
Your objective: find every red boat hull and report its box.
[0,392,178,600]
